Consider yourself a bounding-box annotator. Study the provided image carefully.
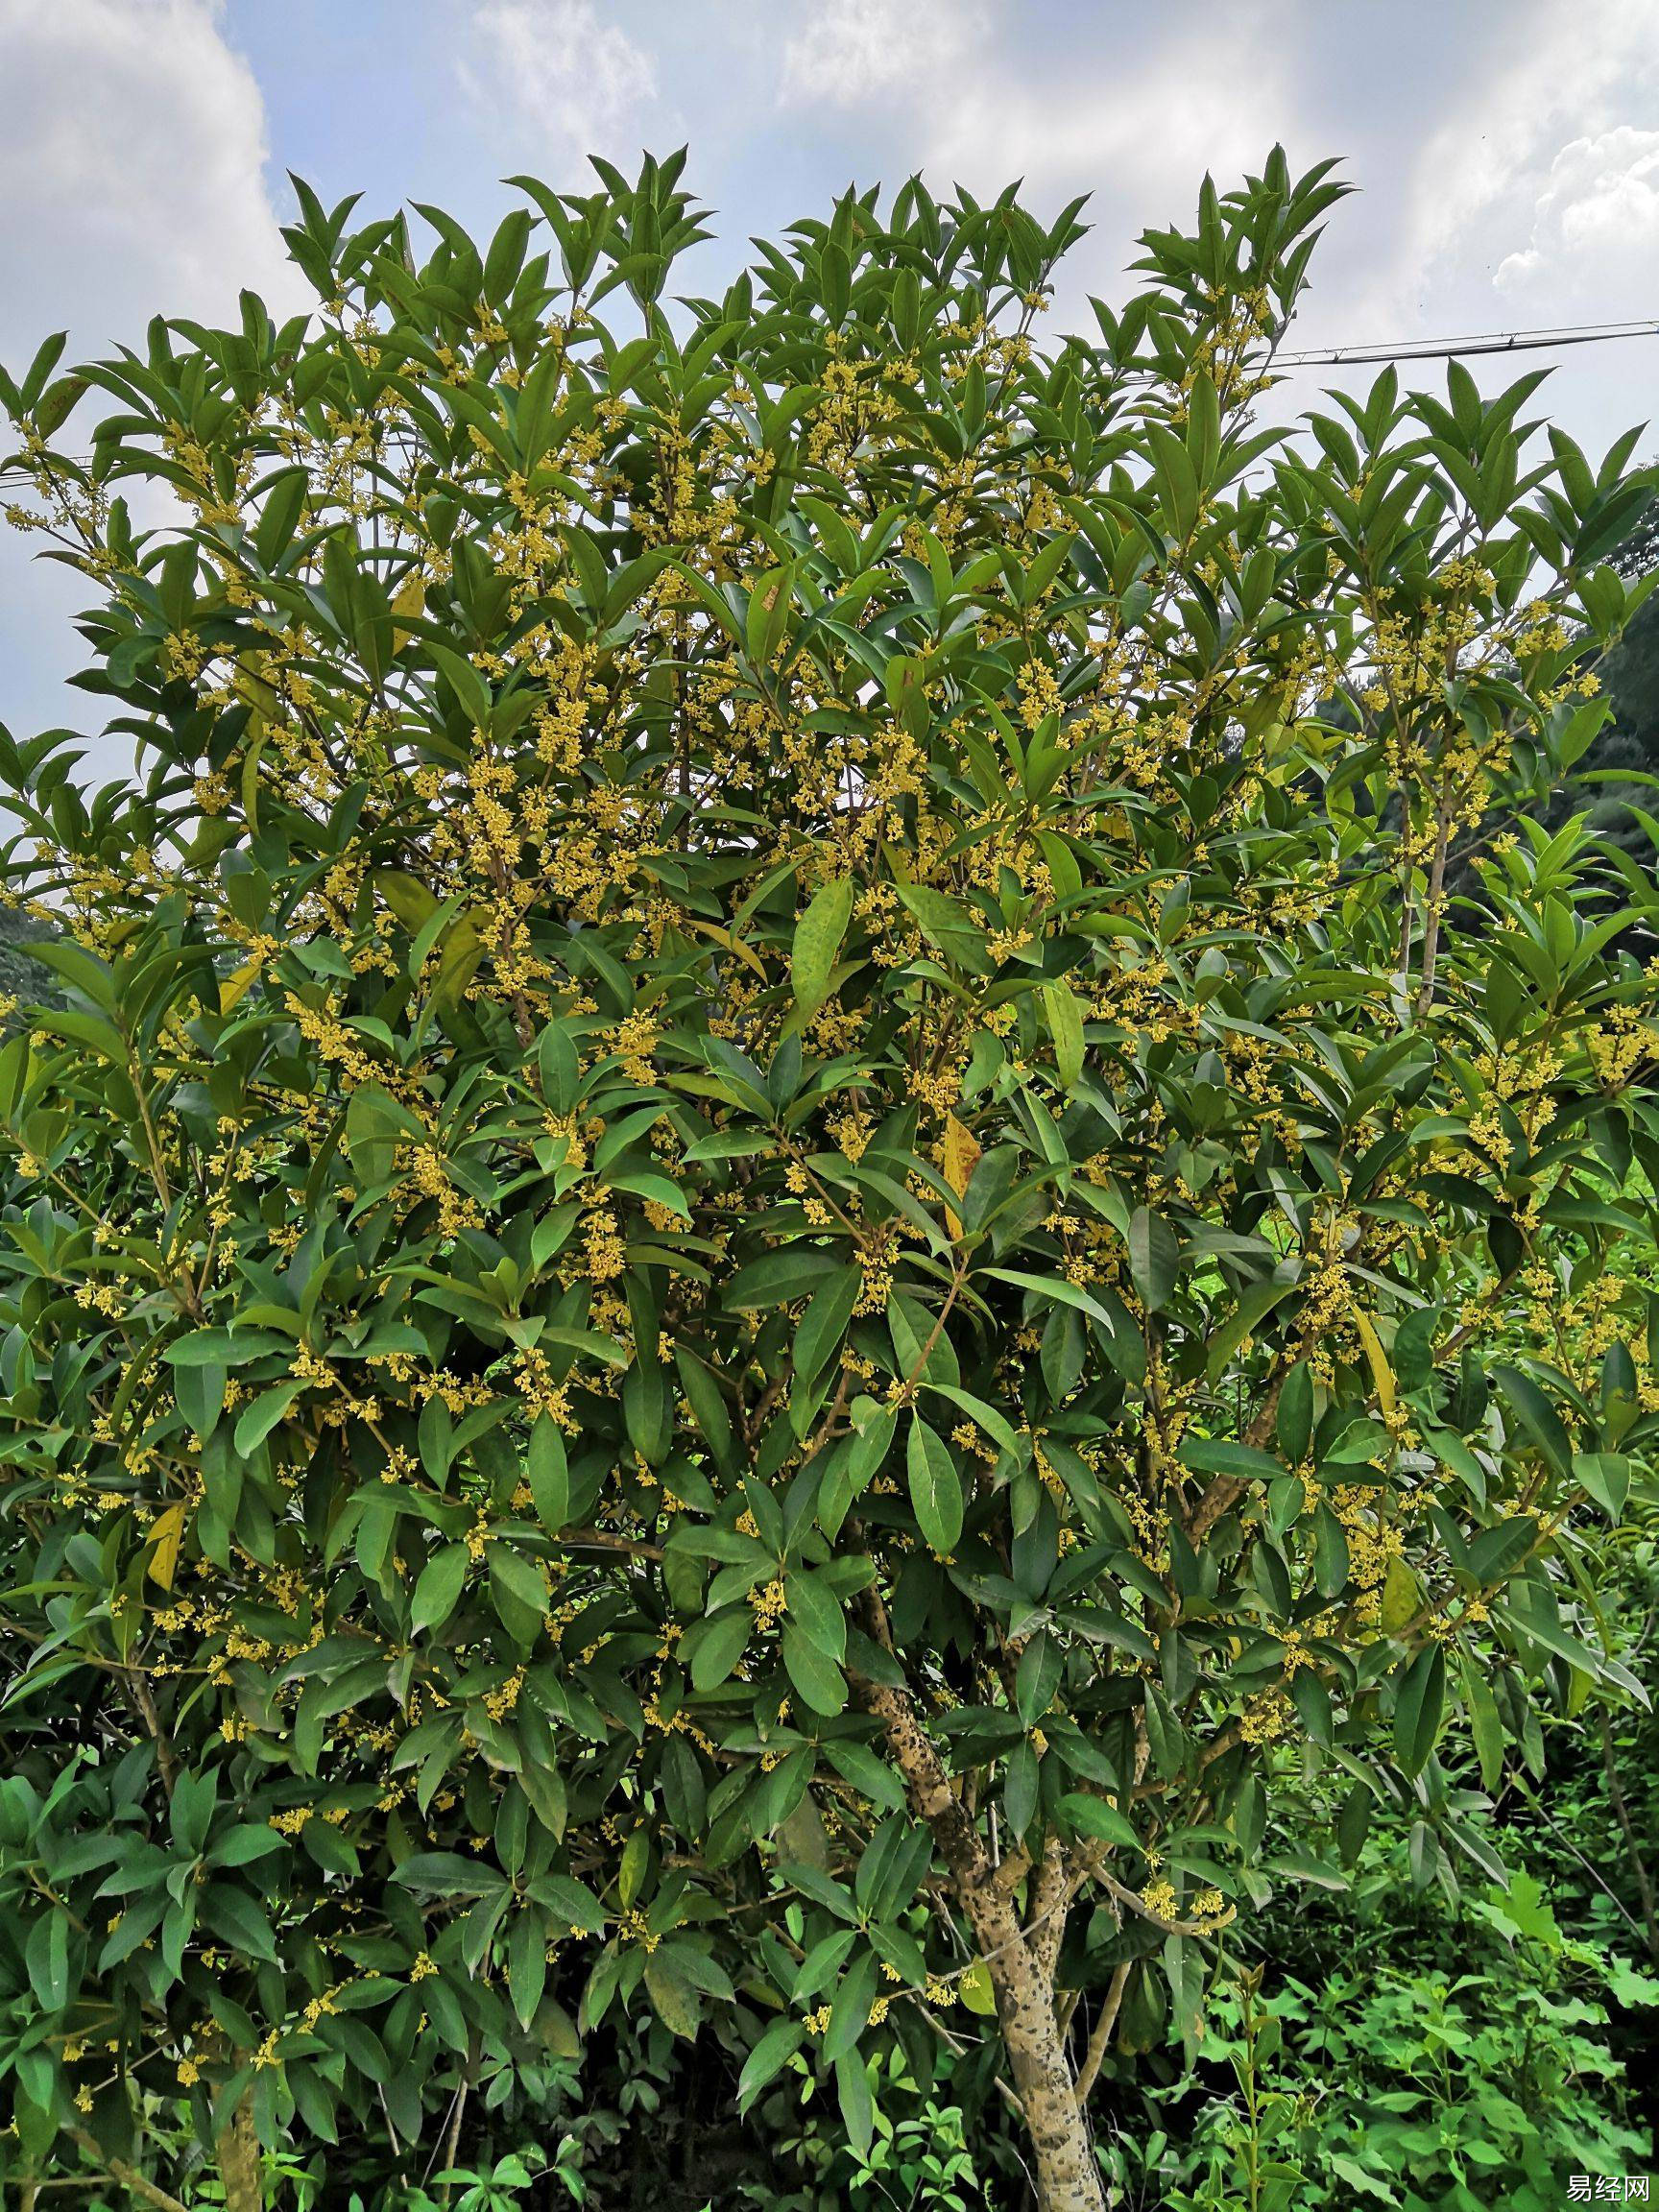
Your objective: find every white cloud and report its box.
[468,0,657,148]
[1495,126,1659,296]
[929,37,1287,210]
[781,0,990,108]
[1368,0,1659,327]
[0,0,301,767]
[914,10,1294,324]
[0,0,301,368]
[774,0,1270,225]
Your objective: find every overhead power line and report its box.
[5,318,1655,490]
[1274,317,1659,368]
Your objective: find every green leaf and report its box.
[166,1327,291,1366]
[233,1383,301,1455]
[1059,1792,1139,1852]
[1393,1644,1446,1776]
[1264,1850,1349,1893]
[617,1826,649,1907]
[1179,1436,1281,1482]
[926,1382,1022,1460]
[536,1873,606,1933]
[906,1415,964,1555]
[792,1266,861,1391]
[1128,1207,1179,1312]
[528,1413,571,1531]
[1040,978,1085,1089]
[25,1912,70,2012]
[487,1543,548,1644]
[1573,1451,1629,1522]
[507,1910,547,2028]
[791,878,854,1018]
[1277,1361,1313,1463]
[782,1624,847,1717]
[175,1359,227,1439]
[896,884,989,971]
[412,1544,469,1634]
[824,1742,907,1813]
[956,1958,998,2016]
[834,2049,875,2160]
[1465,1516,1537,1586]
[737,2017,805,2110]
[427,638,493,727]
[785,1568,847,1664]
[823,1949,879,2062]
[1493,1364,1574,1477]
[253,466,309,567]
[981,1268,1113,1328]
[36,374,86,438]
[1459,1651,1504,1792]
[393,1852,509,1898]
[199,1885,278,1964]
[1423,1425,1488,1505]
[687,1604,752,1692]
[728,1246,842,1310]
[538,1022,582,1115]
[1499,1584,1599,1675]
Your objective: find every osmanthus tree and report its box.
[0,147,1656,2212]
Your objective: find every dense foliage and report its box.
[1,148,1656,2209]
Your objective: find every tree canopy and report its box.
[1,148,1656,2212]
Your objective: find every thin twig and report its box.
[1073,1960,1134,2108]
[65,2130,191,2212]
[1599,1715,1659,1962]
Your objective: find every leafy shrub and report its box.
[1126,1873,1655,2212]
[2,145,1657,2212]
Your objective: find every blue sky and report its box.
[3,0,1657,757]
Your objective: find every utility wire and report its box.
[5,317,1655,486]
[1274,317,1659,368]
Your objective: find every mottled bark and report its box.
[862,1677,1105,2212]
[215,2087,264,2212]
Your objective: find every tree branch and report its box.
[1073,1960,1133,2108]
[66,2131,192,2212]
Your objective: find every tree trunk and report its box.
[862,1676,1105,2212]
[984,1911,1107,2212]
[215,2087,264,2212]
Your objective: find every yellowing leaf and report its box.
[942,1111,981,1238]
[219,957,263,1016]
[642,1953,700,2040]
[957,1960,997,2016]
[683,915,769,983]
[231,660,282,717]
[378,869,441,935]
[1351,1310,1396,1418]
[146,1503,187,1592]
[791,878,854,1018]
[1380,1554,1422,1635]
[391,573,425,649]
